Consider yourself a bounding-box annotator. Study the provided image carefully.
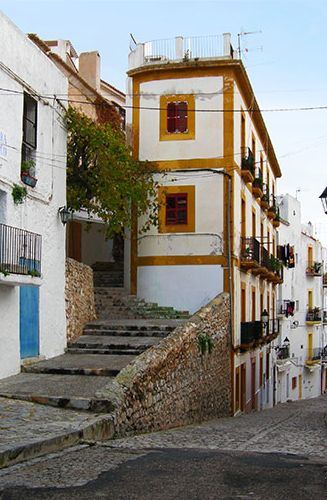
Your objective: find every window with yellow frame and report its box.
[160,94,195,141]
[158,185,195,233]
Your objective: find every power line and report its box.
[1,87,327,113]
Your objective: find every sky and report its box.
[1,0,327,244]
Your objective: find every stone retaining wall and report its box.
[65,258,96,342]
[97,292,231,435]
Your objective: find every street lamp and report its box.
[319,187,327,214]
[58,206,73,225]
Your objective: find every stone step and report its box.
[68,335,161,350]
[67,348,143,356]
[0,372,118,412]
[82,329,169,338]
[84,320,182,331]
[21,353,135,376]
[92,261,123,271]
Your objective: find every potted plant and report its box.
[21,159,37,188]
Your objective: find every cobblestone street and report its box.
[0,394,326,499]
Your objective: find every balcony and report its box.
[276,345,290,361]
[129,33,234,70]
[323,310,327,325]
[252,168,263,199]
[267,194,277,221]
[240,237,260,270]
[306,347,322,366]
[323,273,327,287]
[260,184,269,210]
[305,307,321,325]
[241,147,255,183]
[239,318,279,351]
[240,321,263,349]
[272,208,281,228]
[306,261,322,276]
[0,223,41,285]
[277,300,295,318]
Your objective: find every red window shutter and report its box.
[165,193,188,225]
[167,102,177,133]
[177,101,188,133]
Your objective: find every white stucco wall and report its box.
[80,222,114,266]
[276,194,324,402]
[138,77,224,161]
[0,12,68,377]
[137,264,224,314]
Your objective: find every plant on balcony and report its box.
[21,159,37,188]
[253,177,263,190]
[197,332,214,355]
[12,184,27,205]
[313,262,322,274]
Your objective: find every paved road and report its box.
[0,394,326,499]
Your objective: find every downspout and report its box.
[169,167,234,395]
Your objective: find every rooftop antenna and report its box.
[237,30,262,59]
[129,33,137,51]
[295,188,301,199]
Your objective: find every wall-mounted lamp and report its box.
[58,206,73,225]
[283,337,290,347]
[261,309,269,325]
[319,187,327,214]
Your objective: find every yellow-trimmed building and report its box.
[126,34,283,415]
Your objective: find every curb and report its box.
[0,414,115,469]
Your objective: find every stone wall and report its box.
[65,258,96,342]
[97,292,231,435]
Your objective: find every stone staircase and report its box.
[0,261,189,412]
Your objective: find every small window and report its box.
[292,376,297,390]
[167,101,188,133]
[22,93,37,160]
[165,193,188,225]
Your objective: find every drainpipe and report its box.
[169,167,234,351]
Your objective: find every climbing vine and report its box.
[66,106,158,236]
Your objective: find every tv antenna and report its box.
[129,33,137,51]
[237,30,262,59]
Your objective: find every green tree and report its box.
[66,106,158,236]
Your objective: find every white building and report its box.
[276,194,327,402]
[127,34,283,415]
[0,12,68,379]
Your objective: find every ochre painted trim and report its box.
[130,61,281,178]
[158,185,195,233]
[159,94,195,141]
[223,73,234,165]
[151,157,228,171]
[130,207,138,294]
[132,79,140,161]
[137,255,226,266]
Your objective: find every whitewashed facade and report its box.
[127,34,282,414]
[0,13,67,379]
[276,194,327,402]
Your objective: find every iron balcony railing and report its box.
[276,345,290,360]
[261,246,270,270]
[241,147,255,176]
[253,167,263,190]
[307,348,322,363]
[323,273,327,286]
[240,321,263,344]
[0,223,41,276]
[306,261,322,276]
[240,237,260,263]
[268,318,280,335]
[306,308,321,322]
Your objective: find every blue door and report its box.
[20,286,39,358]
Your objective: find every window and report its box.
[165,193,188,225]
[167,101,188,133]
[160,94,195,141]
[292,376,297,390]
[22,93,37,161]
[158,185,195,233]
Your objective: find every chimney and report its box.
[79,51,101,92]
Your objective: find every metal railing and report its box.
[241,147,255,176]
[276,345,290,360]
[307,348,322,363]
[268,318,280,335]
[306,308,321,322]
[0,223,41,275]
[306,261,322,276]
[253,167,263,190]
[240,237,260,263]
[240,321,263,344]
[143,34,226,62]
